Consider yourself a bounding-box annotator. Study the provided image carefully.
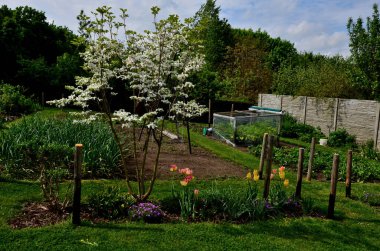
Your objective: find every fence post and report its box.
[333,98,340,131]
[72,144,83,225]
[327,154,339,219]
[306,137,316,181]
[41,92,45,107]
[374,103,380,150]
[263,135,274,199]
[208,98,212,128]
[258,133,268,179]
[346,150,353,198]
[303,96,308,124]
[295,148,304,199]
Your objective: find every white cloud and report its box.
[287,21,321,37]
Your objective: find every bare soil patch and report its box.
[126,135,247,180]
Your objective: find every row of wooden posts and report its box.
[71,133,353,225]
[259,133,353,219]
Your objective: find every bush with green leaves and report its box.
[0,83,40,116]
[88,187,134,219]
[280,114,325,142]
[236,121,277,146]
[358,140,380,161]
[39,164,72,212]
[327,128,356,148]
[0,112,127,179]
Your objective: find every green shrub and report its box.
[0,113,127,179]
[280,114,325,142]
[88,187,133,219]
[39,163,72,212]
[358,140,380,161]
[236,121,277,146]
[327,128,356,148]
[0,83,40,116]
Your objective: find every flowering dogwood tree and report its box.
[49,6,206,201]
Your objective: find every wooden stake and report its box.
[258,133,268,179]
[295,148,304,199]
[327,154,339,219]
[41,92,45,107]
[306,137,316,181]
[186,121,192,154]
[263,135,274,199]
[346,150,353,198]
[208,98,212,128]
[72,144,83,225]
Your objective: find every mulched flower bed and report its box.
[9,202,70,229]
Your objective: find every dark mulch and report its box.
[8,202,70,229]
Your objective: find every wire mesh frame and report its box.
[213,110,283,146]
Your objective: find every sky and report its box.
[1,0,378,57]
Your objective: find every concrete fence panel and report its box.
[259,94,380,149]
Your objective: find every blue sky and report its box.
[1,0,378,56]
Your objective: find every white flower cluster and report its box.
[49,6,206,128]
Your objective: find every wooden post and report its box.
[186,121,192,154]
[346,150,353,198]
[295,148,304,199]
[327,154,339,219]
[258,133,268,179]
[231,104,234,114]
[208,98,212,128]
[72,144,83,225]
[306,137,316,181]
[263,135,274,199]
[41,92,45,107]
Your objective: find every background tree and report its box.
[193,0,233,71]
[0,5,82,99]
[273,55,355,98]
[347,3,380,100]
[221,34,272,102]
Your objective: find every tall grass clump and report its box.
[0,112,127,179]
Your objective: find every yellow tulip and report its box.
[180,180,188,186]
[252,169,259,181]
[246,172,252,180]
[284,179,289,187]
[279,171,285,180]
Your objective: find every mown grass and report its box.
[166,122,260,169]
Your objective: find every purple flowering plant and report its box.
[129,202,164,223]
